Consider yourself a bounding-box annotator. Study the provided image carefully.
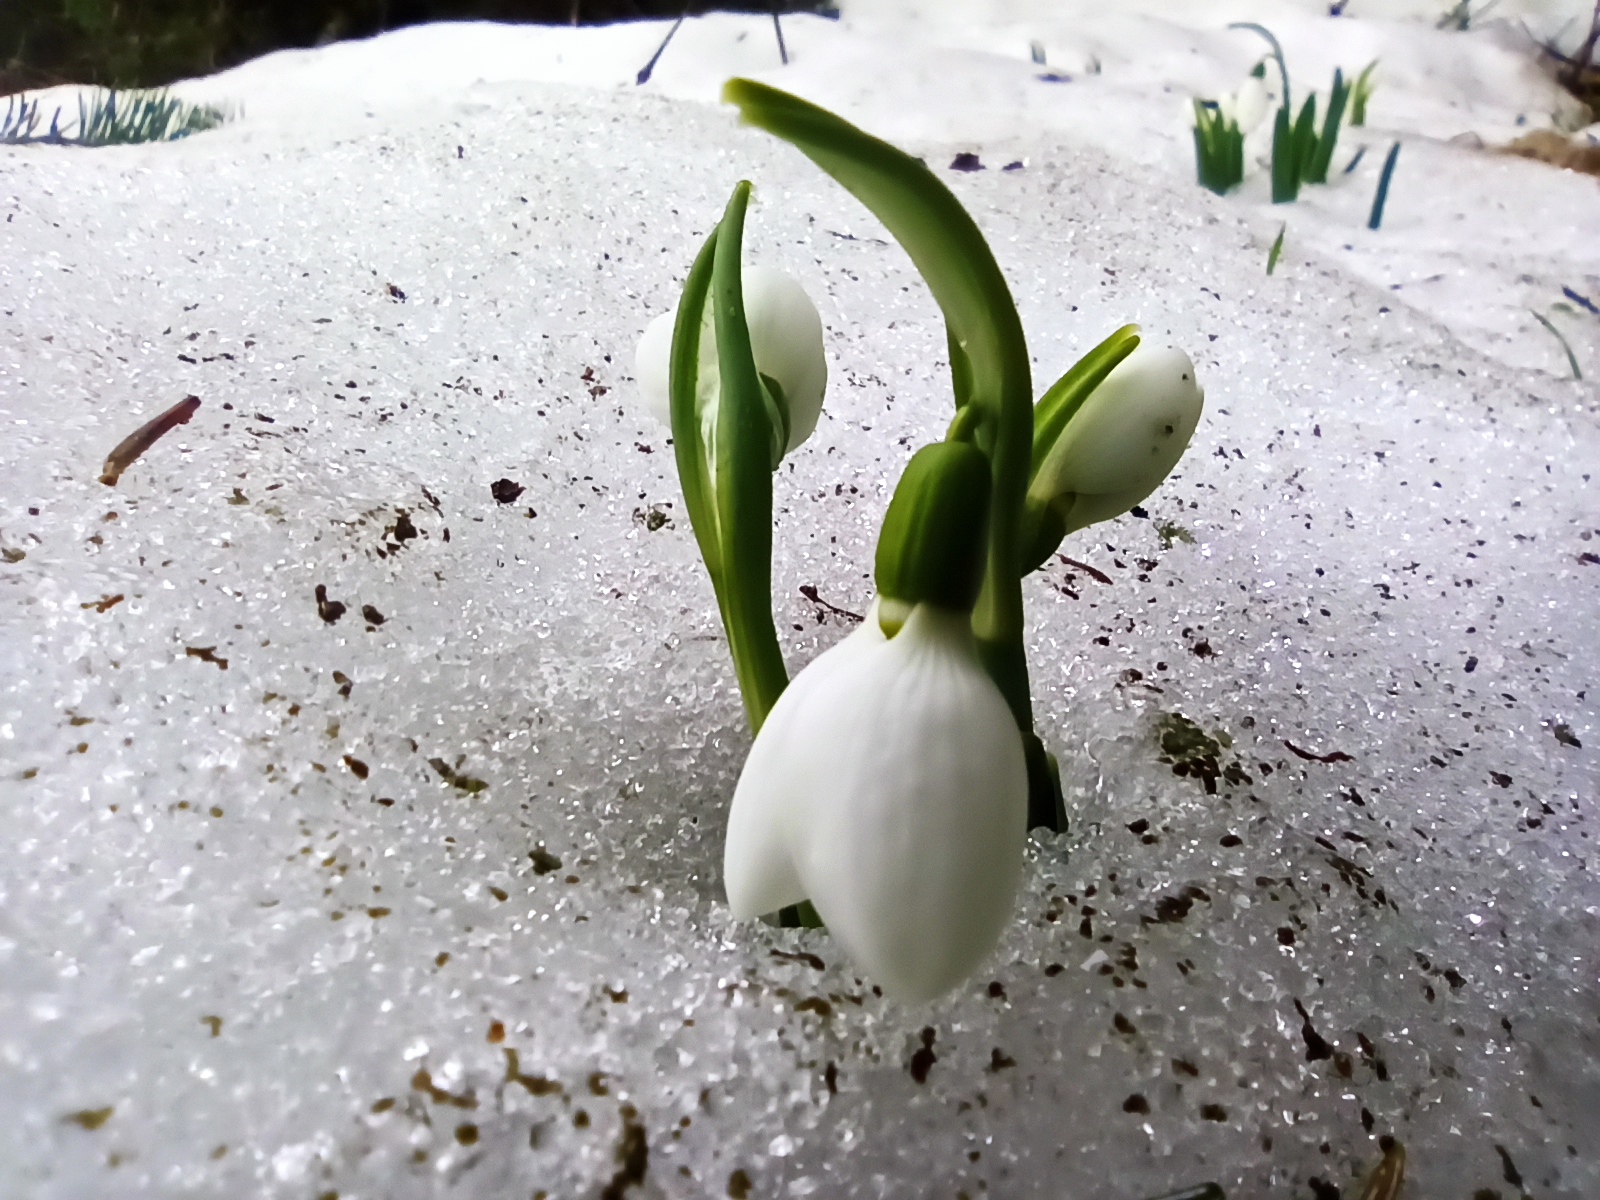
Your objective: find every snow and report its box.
[1,2,1597,1197]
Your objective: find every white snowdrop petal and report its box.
[727,602,1026,1001]
[634,309,677,430]
[742,266,828,451]
[723,610,887,919]
[797,607,1026,1000]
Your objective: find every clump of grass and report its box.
[1437,0,1499,31]
[1,87,229,147]
[1303,68,1349,183]
[1193,101,1245,194]
[1223,24,1355,204]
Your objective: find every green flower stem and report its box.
[711,181,791,733]
[724,78,1036,734]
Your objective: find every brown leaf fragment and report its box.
[82,594,124,613]
[411,1068,476,1109]
[428,757,488,794]
[63,1107,113,1130]
[185,646,228,670]
[101,395,200,486]
[1284,739,1354,763]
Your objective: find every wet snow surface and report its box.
[2,25,1599,1200]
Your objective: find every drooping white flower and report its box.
[635,265,827,457]
[724,600,1028,1002]
[1030,342,1204,535]
[1216,72,1272,136]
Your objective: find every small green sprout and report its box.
[1303,68,1350,184]
[1266,222,1286,275]
[1350,59,1379,126]
[1192,100,1245,194]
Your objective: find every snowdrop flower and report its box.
[635,265,827,459]
[1216,71,1271,135]
[724,602,1027,1001]
[1029,342,1203,537]
[723,441,1028,1002]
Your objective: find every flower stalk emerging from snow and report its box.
[639,180,827,731]
[638,82,1207,993]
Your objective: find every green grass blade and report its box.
[1305,68,1348,184]
[1531,310,1583,380]
[1368,141,1401,229]
[1267,221,1286,274]
[1270,107,1300,203]
[1291,93,1319,183]
[1351,59,1378,126]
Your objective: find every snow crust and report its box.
[2,4,1598,1198]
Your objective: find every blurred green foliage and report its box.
[1,0,824,92]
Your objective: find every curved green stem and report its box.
[724,78,1034,730]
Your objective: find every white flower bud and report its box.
[635,265,827,457]
[1220,73,1271,136]
[1030,343,1203,534]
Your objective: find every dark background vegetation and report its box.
[0,0,826,92]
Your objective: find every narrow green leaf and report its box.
[1531,310,1583,380]
[1351,59,1379,126]
[710,181,790,730]
[1267,221,1286,274]
[1305,68,1348,184]
[1368,141,1400,229]
[1291,93,1319,184]
[1270,106,1300,203]
[667,227,724,585]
